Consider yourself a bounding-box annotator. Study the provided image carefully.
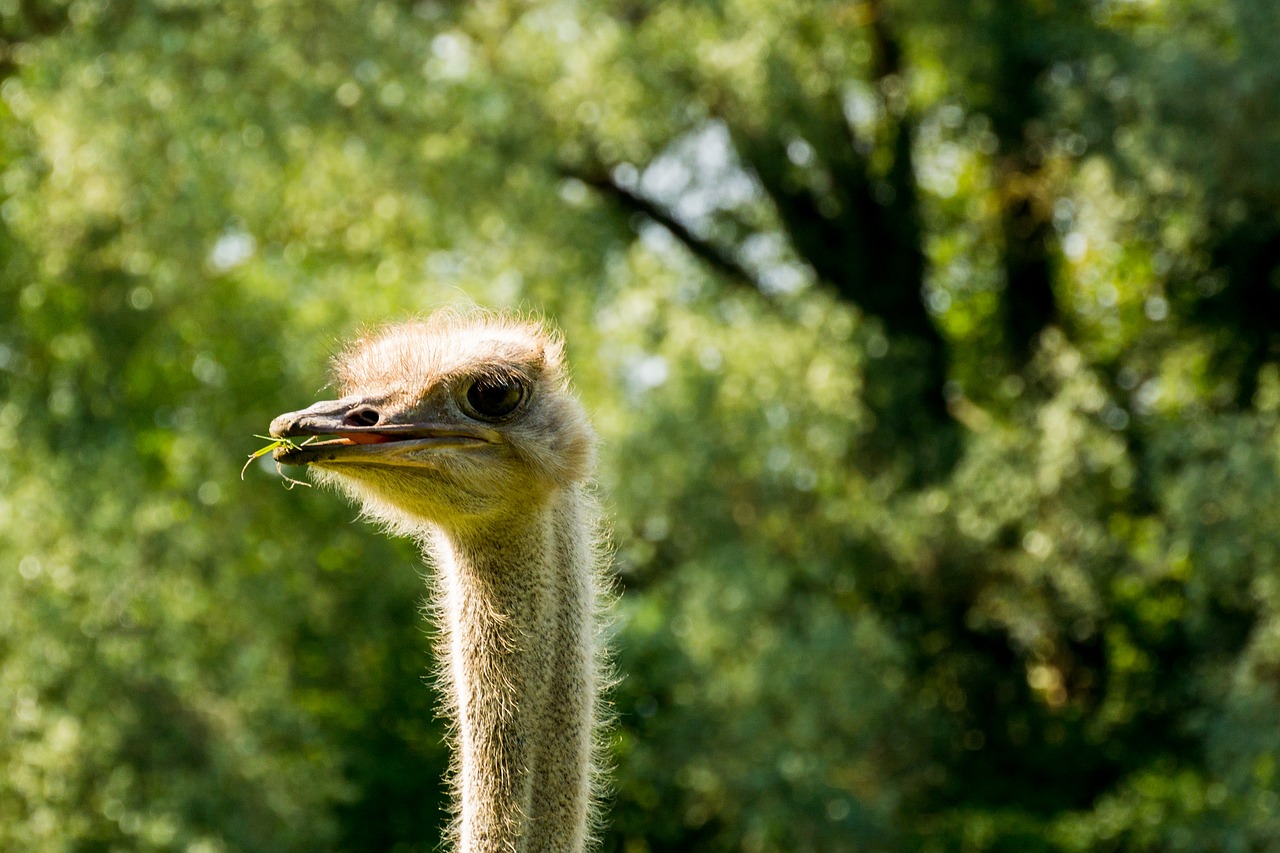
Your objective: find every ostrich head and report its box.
[269,312,595,532]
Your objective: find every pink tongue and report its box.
[338,432,392,445]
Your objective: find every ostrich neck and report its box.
[427,487,597,853]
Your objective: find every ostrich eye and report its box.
[462,376,526,420]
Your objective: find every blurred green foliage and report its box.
[4,0,1280,850]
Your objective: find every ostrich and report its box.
[267,311,610,853]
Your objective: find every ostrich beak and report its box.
[269,396,367,440]
[268,397,501,466]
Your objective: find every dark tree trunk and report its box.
[1192,221,1280,407]
[986,10,1060,365]
[998,178,1058,363]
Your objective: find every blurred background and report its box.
[3,0,1280,850]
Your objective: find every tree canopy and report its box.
[4,0,1280,850]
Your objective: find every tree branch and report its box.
[564,168,766,293]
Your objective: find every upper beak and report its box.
[269,396,370,439]
[267,396,502,466]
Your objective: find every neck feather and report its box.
[422,486,604,853]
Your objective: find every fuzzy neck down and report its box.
[420,486,606,853]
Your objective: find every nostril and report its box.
[344,407,381,428]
